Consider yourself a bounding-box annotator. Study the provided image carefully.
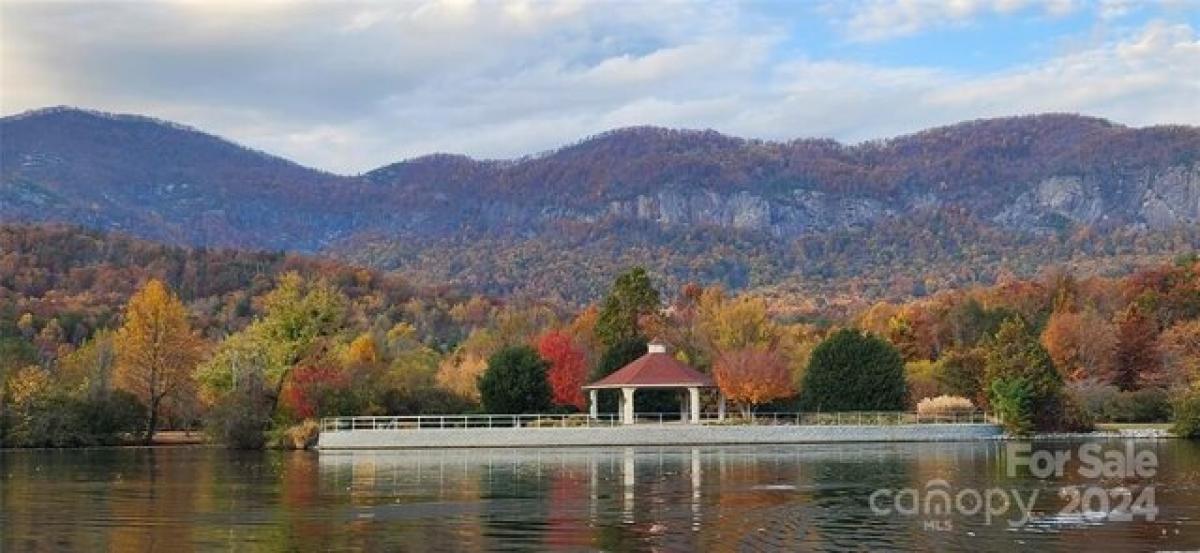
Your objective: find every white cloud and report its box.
[1,1,1196,173]
[839,0,1080,42]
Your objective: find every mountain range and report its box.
[2,107,1198,308]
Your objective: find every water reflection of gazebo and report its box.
[582,340,725,424]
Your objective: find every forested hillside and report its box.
[3,225,1198,447]
[3,108,1198,304]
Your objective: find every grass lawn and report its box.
[1094,422,1173,431]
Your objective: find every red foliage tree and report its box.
[536,330,588,410]
[282,365,348,420]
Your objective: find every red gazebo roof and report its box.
[583,346,715,389]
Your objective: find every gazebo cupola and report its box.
[582,339,724,424]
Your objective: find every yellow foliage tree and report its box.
[114,279,205,443]
[7,365,51,406]
[435,352,488,402]
[699,293,779,354]
[346,334,379,365]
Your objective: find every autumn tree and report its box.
[642,283,709,368]
[197,273,346,415]
[1113,305,1161,391]
[698,292,779,355]
[435,352,487,403]
[196,273,345,447]
[1160,319,1200,389]
[1041,308,1116,382]
[281,364,356,419]
[713,347,793,417]
[114,279,205,443]
[537,330,588,410]
[346,334,379,365]
[566,304,604,366]
[942,298,1015,349]
[59,329,116,399]
[596,267,660,347]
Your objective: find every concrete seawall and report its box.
[318,423,1003,450]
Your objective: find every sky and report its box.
[2,0,1198,174]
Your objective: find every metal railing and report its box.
[320,413,623,432]
[706,411,995,426]
[320,411,995,432]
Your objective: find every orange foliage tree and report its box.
[537,330,588,410]
[713,347,793,417]
[1041,308,1116,382]
[1160,319,1200,389]
[1113,305,1162,391]
[114,279,205,442]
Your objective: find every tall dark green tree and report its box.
[798,329,907,411]
[478,346,552,414]
[983,318,1062,401]
[983,317,1075,431]
[596,267,660,347]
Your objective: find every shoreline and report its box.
[317,422,1005,450]
[4,427,1185,452]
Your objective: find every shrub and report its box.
[1055,390,1095,432]
[80,390,146,443]
[380,387,475,415]
[1111,388,1172,423]
[916,395,975,417]
[1067,380,1119,420]
[282,419,320,450]
[798,329,907,411]
[478,346,552,414]
[206,391,272,449]
[1066,382,1172,423]
[1172,390,1200,438]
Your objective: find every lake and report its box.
[2,439,1198,551]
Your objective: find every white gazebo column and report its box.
[679,390,689,421]
[621,387,636,425]
[688,386,701,424]
[589,389,599,419]
[717,392,726,421]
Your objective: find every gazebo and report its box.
[583,340,724,425]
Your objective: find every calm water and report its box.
[2,440,1199,551]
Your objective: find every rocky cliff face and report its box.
[458,162,1199,237]
[995,163,1200,231]
[602,189,889,235]
[3,108,1199,252]
[1141,164,1200,229]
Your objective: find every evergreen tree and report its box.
[596,267,660,347]
[478,346,552,414]
[798,329,907,411]
[983,317,1070,431]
